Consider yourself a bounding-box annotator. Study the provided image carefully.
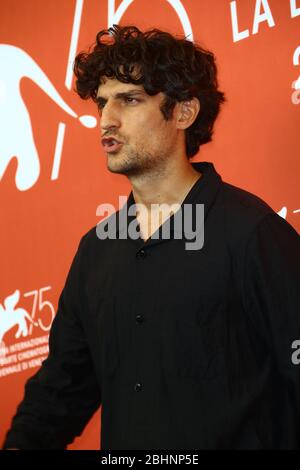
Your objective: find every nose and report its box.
[100,100,121,132]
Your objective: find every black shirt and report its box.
[3,162,300,450]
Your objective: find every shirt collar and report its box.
[116,161,222,242]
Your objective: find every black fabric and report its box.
[3,161,300,449]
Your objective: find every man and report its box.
[3,25,300,450]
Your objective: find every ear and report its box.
[176,97,200,130]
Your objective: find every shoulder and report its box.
[76,208,122,254]
[211,180,285,257]
[215,180,299,254]
[216,181,276,242]
[220,181,275,223]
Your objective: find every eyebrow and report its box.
[96,90,146,105]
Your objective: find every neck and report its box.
[130,158,201,211]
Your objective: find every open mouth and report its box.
[101,137,123,153]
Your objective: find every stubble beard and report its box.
[106,143,170,179]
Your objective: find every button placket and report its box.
[133,249,149,399]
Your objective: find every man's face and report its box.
[96,77,180,177]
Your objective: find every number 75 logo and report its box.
[24,286,55,335]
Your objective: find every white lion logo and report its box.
[0,289,37,345]
[0,44,96,191]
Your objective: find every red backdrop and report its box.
[0,0,299,450]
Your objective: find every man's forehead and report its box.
[97,77,146,97]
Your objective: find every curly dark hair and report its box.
[73,25,225,158]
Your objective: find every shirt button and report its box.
[134,382,142,392]
[136,249,147,259]
[135,314,144,324]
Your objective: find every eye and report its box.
[96,96,107,111]
[124,97,139,104]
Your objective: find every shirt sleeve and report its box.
[2,235,101,450]
[242,212,300,430]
